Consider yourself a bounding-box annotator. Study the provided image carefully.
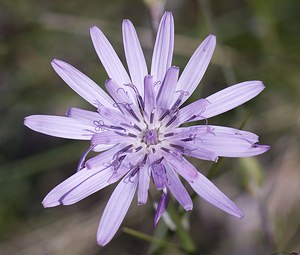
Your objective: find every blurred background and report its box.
[0,0,300,254]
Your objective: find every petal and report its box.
[156,66,179,113]
[193,134,270,157]
[24,115,93,140]
[122,19,148,96]
[168,141,218,162]
[86,144,130,169]
[163,99,210,130]
[66,108,102,126]
[160,149,198,181]
[42,167,113,207]
[151,162,168,190]
[154,189,169,227]
[151,12,174,85]
[138,160,150,205]
[143,75,156,122]
[90,26,131,87]
[168,125,259,144]
[91,131,136,146]
[51,59,113,108]
[105,79,143,121]
[107,149,145,184]
[105,78,131,104]
[176,34,216,105]
[188,172,244,218]
[165,163,193,210]
[97,174,138,246]
[200,81,265,120]
[205,125,259,143]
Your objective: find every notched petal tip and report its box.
[90,25,99,31]
[236,210,245,219]
[97,238,108,247]
[163,11,173,18]
[41,199,61,208]
[253,144,270,154]
[184,205,193,211]
[122,18,132,25]
[51,58,64,69]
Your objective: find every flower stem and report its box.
[167,201,197,254]
[123,227,179,250]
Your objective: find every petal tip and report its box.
[235,210,245,219]
[184,205,193,211]
[42,199,60,208]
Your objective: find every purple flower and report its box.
[24,12,269,246]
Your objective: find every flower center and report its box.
[143,129,159,146]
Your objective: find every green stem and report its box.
[167,201,197,254]
[123,227,179,250]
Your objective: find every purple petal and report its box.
[24,115,93,140]
[98,105,144,130]
[151,12,174,85]
[86,144,130,169]
[204,125,259,143]
[154,189,170,227]
[165,163,193,210]
[201,81,265,119]
[138,161,150,205]
[97,174,138,246]
[193,133,270,157]
[93,144,115,153]
[176,34,216,105]
[156,66,179,113]
[91,131,136,146]
[143,75,156,122]
[107,150,145,184]
[151,162,168,190]
[168,141,218,162]
[122,19,148,96]
[160,149,198,181]
[66,108,109,127]
[51,59,113,108]
[105,78,131,104]
[164,99,210,129]
[188,172,244,218]
[42,167,113,207]
[105,79,143,121]
[90,26,131,87]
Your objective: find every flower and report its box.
[24,12,269,246]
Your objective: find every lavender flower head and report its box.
[24,12,269,246]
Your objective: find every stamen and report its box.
[110,154,126,172]
[185,107,206,123]
[169,143,185,153]
[113,145,133,160]
[124,83,145,111]
[165,115,177,127]
[134,146,143,152]
[150,111,155,124]
[170,90,189,113]
[133,124,142,132]
[126,105,141,122]
[164,132,175,137]
[121,122,143,132]
[160,147,170,153]
[128,133,138,138]
[159,110,170,121]
[180,137,194,142]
